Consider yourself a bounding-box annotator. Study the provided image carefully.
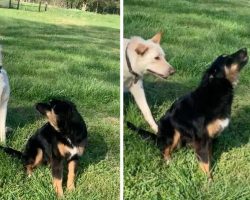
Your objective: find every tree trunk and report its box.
[45,1,48,11]
[17,0,20,9]
[38,1,41,12]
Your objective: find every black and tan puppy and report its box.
[127,48,248,179]
[0,99,87,197]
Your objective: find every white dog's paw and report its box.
[151,124,158,134]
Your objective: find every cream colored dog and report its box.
[0,45,10,143]
[124,33,175,133]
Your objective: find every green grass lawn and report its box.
[0,7,119,200]
[124,0,250,199]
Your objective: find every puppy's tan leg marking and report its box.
[199,161,210,175]
[67,160,77,191]
[26,148,43,176]
[163,130,181,162]
[207,119,222,138]
[57,143,67,157]
[53,178,63,198]
[195,140,213,180]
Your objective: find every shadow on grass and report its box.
[7,105,38,130]
[144,79,193,107]
[61,131,108,185]
[125,0,249,46]
[213,105,250,164]
[126,0,249,26]
[0,16,120,86]
[124,79,192,116]
[6,95,81,131]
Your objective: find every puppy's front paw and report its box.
[57,192,64,199]
[67,183,75,191]
[163,156,171,165]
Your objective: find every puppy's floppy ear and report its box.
[151,32,163,44]
[36,103,50,115]
[135,43,148,55]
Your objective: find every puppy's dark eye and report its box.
[155,56,160,60]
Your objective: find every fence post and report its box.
[9,0,11,8]
[17,0,20,9]
[45,1,48,11]
[38,1,41,12]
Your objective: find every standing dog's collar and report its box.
[125,43,140,84]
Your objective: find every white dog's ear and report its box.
[135,43,148,55]
[151,32,162,44]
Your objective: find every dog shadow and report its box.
[6,96,70,140]
[7,105,38,130]
[124,78,193,119]
[143,78,194,108]
[212,105,250,165]
[63,131,108,184]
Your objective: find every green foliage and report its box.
[0,7,119,199]
[124,0,250,199]
[83,0,119,14]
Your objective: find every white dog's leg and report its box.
[130,80,158,133]
[0,99,8,143]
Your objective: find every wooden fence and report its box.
[0,0,48,12]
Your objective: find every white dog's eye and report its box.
[155,56,160,60]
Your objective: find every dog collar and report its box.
[125,43,140,84]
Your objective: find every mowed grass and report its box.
[124,0,250,199]
[0,7,119,200]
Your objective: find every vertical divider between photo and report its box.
[119,0,124,200]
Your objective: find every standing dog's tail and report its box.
[126,121,158,142]
[0,146,24,160]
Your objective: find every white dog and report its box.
[0,45,10,143]
[124,33,175,133]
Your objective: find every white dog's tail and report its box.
[0,45,3,66]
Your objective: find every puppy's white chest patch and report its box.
[219,118,230,130]
[57,138,85,160]
[66,138,78,157]
[68,146,78,156]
